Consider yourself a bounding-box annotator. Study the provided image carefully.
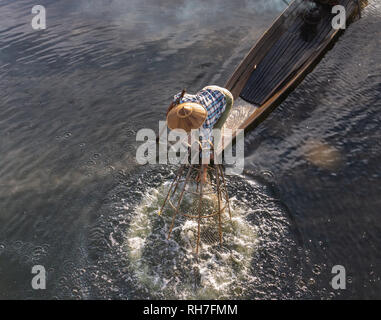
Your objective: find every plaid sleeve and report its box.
[173,92,182,103]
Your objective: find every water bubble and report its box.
[32,246,48,260]
[64,132,72,138]
[60,285,70,297]
[127,145,136,152]
[126,129,135,137]
[12,240,23,250]
[107,165,115,172]
[261,170,274,179]
[78,268,86,276]
[312,265,322,275]
[87,160,96,166]
[62,260,75,274]
[58,276,68,286]
[20,254,31,264]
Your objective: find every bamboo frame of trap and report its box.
[159,163,232,254]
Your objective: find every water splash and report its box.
[53,166,316,300]
[124,182,259,299]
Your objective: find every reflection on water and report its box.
[303,139,342,170]
[0,0,380,299]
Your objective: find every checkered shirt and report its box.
[173,86,227,157]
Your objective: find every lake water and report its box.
[0,0,380,299]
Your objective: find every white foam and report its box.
[123,183,259,299]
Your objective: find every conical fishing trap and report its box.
[159,164,232,254]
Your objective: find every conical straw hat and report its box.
[167,102,207,132]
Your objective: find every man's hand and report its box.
[166,101,176,117]
[196,164,208,184]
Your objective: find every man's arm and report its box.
[167,89,186,116]
[166,101,176,116]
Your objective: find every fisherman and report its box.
[166,85,233,183]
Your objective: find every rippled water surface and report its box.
[0,0,380,299]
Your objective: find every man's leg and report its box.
[214,92,233,130]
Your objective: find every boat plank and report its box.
[225,0,304,98]
[218,0,361,155]
[240,3,335,104]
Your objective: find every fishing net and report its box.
[159,164,231,253]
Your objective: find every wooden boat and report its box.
[220,0,366,151]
